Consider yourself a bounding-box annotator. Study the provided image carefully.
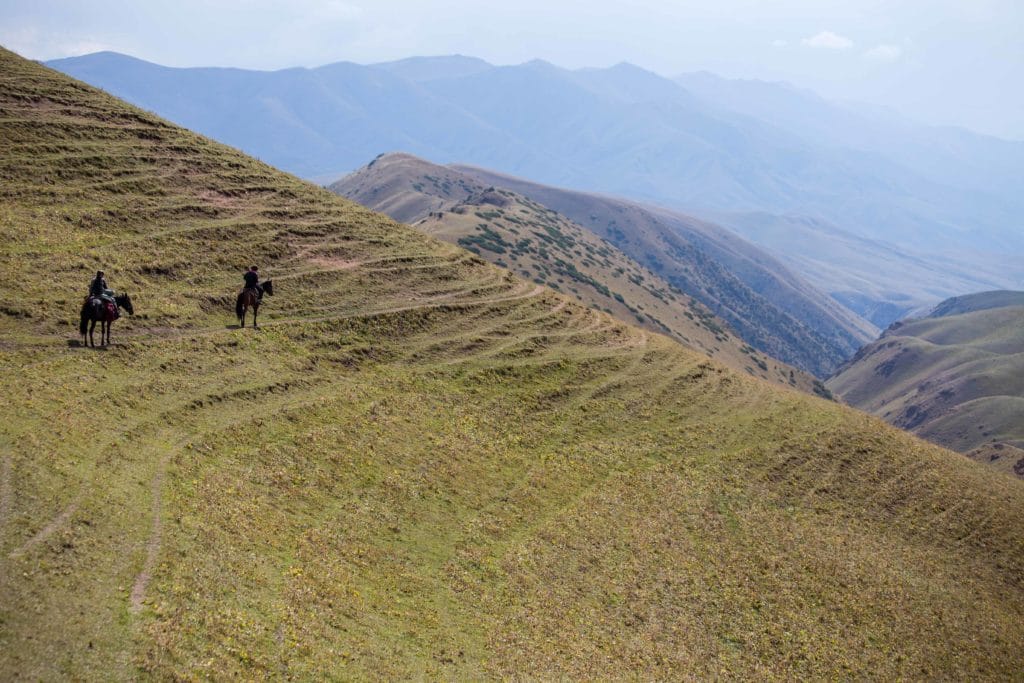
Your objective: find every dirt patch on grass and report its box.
[308,256,365,271]
[197,189,244,208]
[0,455,11,532]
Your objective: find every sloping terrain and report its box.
[450,162,875,377]
[47,52,1024,319]
[828,291,1024,477]
[3,48,1024,680]
[335,153,816,389]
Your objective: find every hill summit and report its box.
[2,47,1024,679]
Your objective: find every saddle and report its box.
[85,295,119,320]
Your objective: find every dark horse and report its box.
[235,280,273,328]
[79,293,134,347]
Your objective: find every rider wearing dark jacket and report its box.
[90,271,108,298]
[88,270,117,316]
[244,266,262,296]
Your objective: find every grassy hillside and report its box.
[451,163,875,377]
[334,153,816,390]
[3,47,1024,680]
[828,292,1024,477]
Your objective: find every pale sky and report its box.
[2,0,1022,139]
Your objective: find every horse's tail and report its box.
[235,291,245,320]
[79,302,89,335]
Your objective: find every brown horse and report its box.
[235,280,273,328]
[79,293,134,347]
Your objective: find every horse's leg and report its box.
[253,303,258,329]
[89,319,95,347]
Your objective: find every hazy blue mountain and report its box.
[47,52,1024,325]
[708,211,1013,328]
[45,51,550,182]
[372,55,493,82]
[676,71,1024,208]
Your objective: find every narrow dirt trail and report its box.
[1,358,264,560]
[159,282,547,339]
[0,453,12,534]
[130,442,169,614]
[8,499,79,559]
[125,379,371,616]
[430,294,612,366]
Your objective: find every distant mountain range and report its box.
[47,52,1024,327]
[828,291,1024,477]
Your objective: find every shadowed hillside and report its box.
[334,153,818,390]
[449,162,875,377]
[828,291,1024,477]
[3,47,1024,680]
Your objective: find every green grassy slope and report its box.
[333,153,816,391]
[2,48,1024,680]
[828,293,1024,477]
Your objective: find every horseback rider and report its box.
[243,265,263,298]
[87,270,119,318]
[89,270,107,298]
[89,270,117,305]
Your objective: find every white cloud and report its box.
[864,44,903,62]
[0,26,118,60]
[771,39,788,47]
[801,31,853,50]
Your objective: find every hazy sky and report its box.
[2,0,1022,139]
